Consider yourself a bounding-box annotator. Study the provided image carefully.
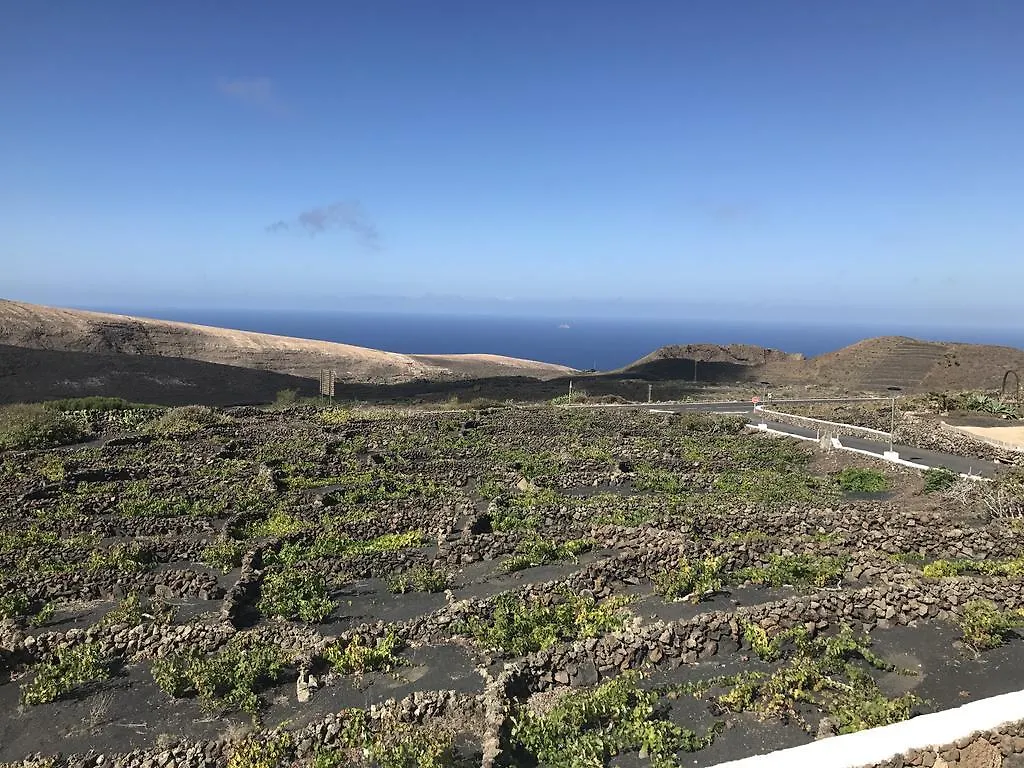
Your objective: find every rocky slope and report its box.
[622,337,1024,393]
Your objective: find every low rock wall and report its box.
[508,575,1024,696]
[2,690,481,768]
[7,567,223,604]
[864,721,1024,767]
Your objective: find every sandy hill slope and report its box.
[0,300,574,384]
[620,337,1024,393]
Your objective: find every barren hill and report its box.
[622,337,1024,393]
[0,344,316,406]
[0,300,574,384]
[805,336,1024,393]
[618,343,802,384]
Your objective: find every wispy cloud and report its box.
[266,201,381,249]
[216,77,287,114]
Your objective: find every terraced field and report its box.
[3,404,1024,768]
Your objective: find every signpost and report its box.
[319,369,337,402]
[752,395,766,430]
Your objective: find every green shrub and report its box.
[713,469,833,505]
[43,397,141,412]
[0,403,89,450]
[497,448,563,481]
[964,393,1018,417]
[632,464,690,494]
[83,542,153,574]
[335,530,424,556]
[259,568,336,623]
[835,468,889,493]
[888,551,927,565]
[921,555,1024,579]
[117,481,221,518]
[309,711,455,768]
[97,592,175,628]
[147,405,221,436]
[151,635,289,718]
[738,553,847,588]
[671,412,748,435]
[260,530,426,568]
[387,565,449,594]
[490,487,561,532]
[551,390,588,406]
[228,732,293,768]
[318,408,353,425]
[719,625,919,733]
[361,732,454,768]
[922,559,976,578]
[0,590,31,621]
[273,388,300,408]
[36,454,67,483]
[956,600,1024,652]
[457,592,629,656]
[501,536,593,573]
[20,643,112,706]
[923,468,959,493]
[654,556,725,602]
[322,630,405,675]
[202,540,249,572]
[509,673,714,768]
[0,590,52,626]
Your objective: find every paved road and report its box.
[839,433,999,478]
[570,399,1002,479]
[576,397,883,414]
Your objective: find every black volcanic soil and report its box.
[3,404,1024,766]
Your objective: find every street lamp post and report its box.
[887,386,902,454]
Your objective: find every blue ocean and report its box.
[92,308,1024,372]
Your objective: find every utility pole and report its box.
[567,380,573,405]
[648,384,652,403]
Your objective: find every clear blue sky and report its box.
[2,1,1022,325]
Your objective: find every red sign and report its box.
[752,396,761,404]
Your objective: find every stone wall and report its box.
[865,721,1024,767]
[2,689,482,768]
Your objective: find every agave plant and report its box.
[966,394,1017,417]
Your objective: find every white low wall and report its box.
[745,425,987,479]
[709,689,1024,768]
[941,421,1024,453]
[755,406,890,438]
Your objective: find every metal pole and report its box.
[889,395,896,453]
[693,359,698,383]
[568,380,573,405]
[648,384,652,403]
